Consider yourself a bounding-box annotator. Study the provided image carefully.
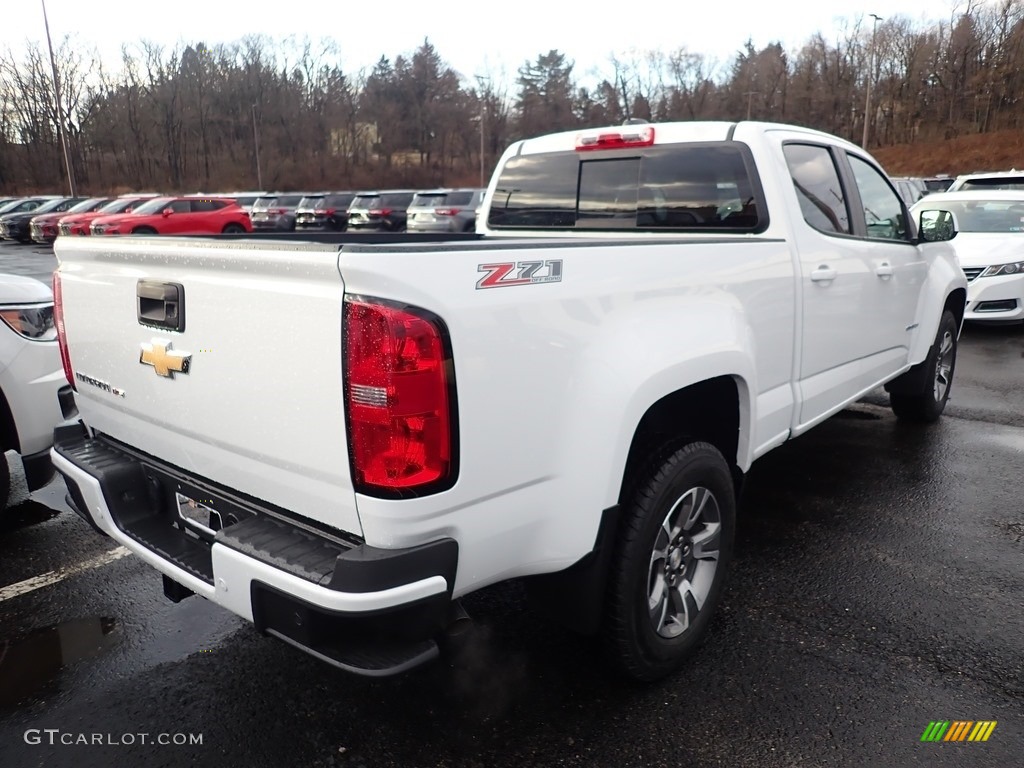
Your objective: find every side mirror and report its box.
[162,208,173,217]
[918,209,957,243]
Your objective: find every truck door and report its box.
[781,142,877,426]
[839,152,927,366]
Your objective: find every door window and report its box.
[847,155,909,241]
[783,144,850,235]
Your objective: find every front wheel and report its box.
[604,441,736,682]
[132,226,157,235]
[890,310,958,423]
[222,223,245,234]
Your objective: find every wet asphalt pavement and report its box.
[0,241,1022,767]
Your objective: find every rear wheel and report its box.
[132,226,157,235]
[604,441,735,682]
[891,310,958,423]
[222,223,245,234]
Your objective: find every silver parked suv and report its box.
[250,193,311,231]
[406,188,485,233]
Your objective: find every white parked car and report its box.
[912,191,1024,324]
[0,274,74,508]
[946,171,1024,192]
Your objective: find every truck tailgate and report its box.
[54,237,361,537]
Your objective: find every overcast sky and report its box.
[3,0,983,89]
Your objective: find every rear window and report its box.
[351,195,380,209]
[297,196,324,209]
[318,194,355,209]
[957,178,1024,191]
[381,192,414,209]
[275,195,304,207]
[487,144,766,231]
[412,193,449,207]
[413,191,476,207]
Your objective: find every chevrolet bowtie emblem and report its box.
[139,340,191,378]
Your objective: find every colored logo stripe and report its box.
[969,722,998,742]
[945,721,972,741]
[921,721,997,742]
[921,721,950,742]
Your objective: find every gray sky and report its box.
[4,0,980,89]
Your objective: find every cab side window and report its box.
[168,200,191,213]
[783,144,851,235]
[847,155,909,241]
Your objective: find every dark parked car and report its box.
[295,192,357,231]
[406,188,486,233]
[346,190,417,232]
[250,193,311,231]
[923,176,955,193]
[0,198,84,243]
[0,198,61,235]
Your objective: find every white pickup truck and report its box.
[51,121,966,682]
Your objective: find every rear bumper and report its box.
[51,422,459,676]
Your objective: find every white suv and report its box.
[946,171,1024,192]
[0,274,75,508]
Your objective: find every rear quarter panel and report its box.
[340,236,795,595]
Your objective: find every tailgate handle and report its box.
[137,280,185,332]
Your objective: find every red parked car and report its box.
[30,197,113,244]
[58,195,157,236]
[89,196,252,236]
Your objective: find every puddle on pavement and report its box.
[0,616,118,710]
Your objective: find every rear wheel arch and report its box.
[524,376,747,638]
[619,376,745,504]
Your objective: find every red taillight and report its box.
[368,208,393,217]
[434,208,458,216]
[272,208,288,214]
[575,125,656,151]
[52,272,75,389]
[320,208,337,216]
[344,298,456,494]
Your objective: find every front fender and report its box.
[908,242,968,365]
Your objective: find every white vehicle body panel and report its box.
[0,274,66,457]
[54,238,362,536]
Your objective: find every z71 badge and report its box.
[476,260,563,289]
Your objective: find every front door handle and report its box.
[875,262,894,278]
[810,266,838,282]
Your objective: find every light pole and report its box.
[474,75,490,188]
[744,91,760,121]
[41,0,75,196]
[862,13,883,149]
[251,104,263,190]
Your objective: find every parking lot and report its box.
[0,238,1021,767]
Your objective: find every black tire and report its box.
[222,223,245,234]
[132,226,157,235]
[604,441,736,682]
[0,452,9,511]
[891,310,958,423]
